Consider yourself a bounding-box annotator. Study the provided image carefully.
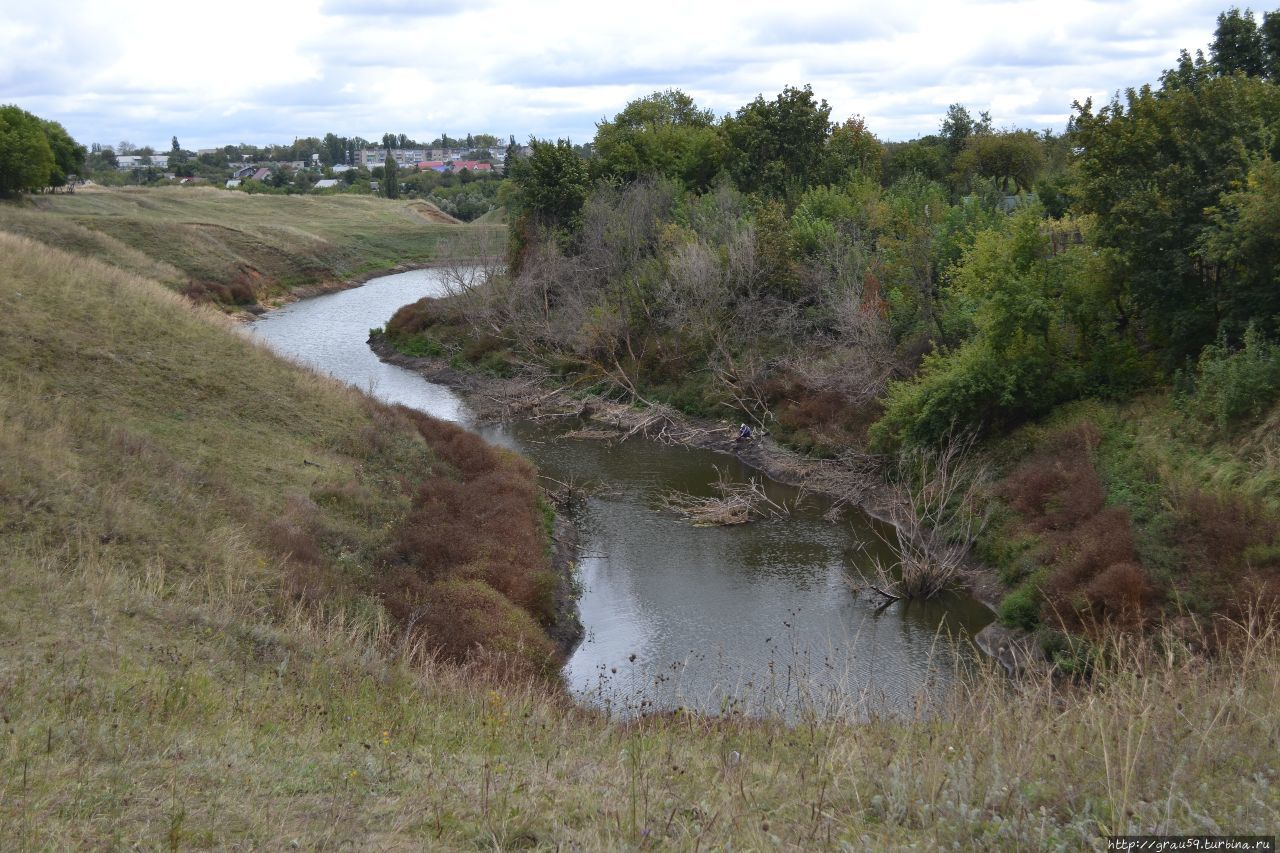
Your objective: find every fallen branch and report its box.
[659,467,792,526]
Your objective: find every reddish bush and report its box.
[1082,562,1154,624]
[1042,509,1154,631]
[1173,489,1279,574]
[998,422,1104,530]
[386,297,453,338]
[406,579,559,680]
[379,404,557,643]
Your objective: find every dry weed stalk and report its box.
[864,433,992,600]
[660,467,792,526]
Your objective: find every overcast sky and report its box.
[0,0,1230,150]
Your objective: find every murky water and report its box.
[248,267,992,718]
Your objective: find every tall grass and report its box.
[2,226,1278,846]
[0,186,504,307]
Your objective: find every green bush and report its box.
[1179,324,1280,430]
[998,573,1046,630]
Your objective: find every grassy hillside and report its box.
[0,202,1277,846]
[0,186,503,309]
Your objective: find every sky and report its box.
[0,0,1231,150]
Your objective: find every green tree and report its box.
[41,119,86,189]
[883,139,946,184]
[383,153,399,199]
[871,208,1137,447]
[1211,7,1265,76]
[1197,157,1280,327]
[508,138,589,230]
[824,116,883,184]
[951,130,1045,194]
[1072,73,1280,358]
[0,105,55,196]
[722,84,833,199]
[592,89,724,190]
[1263,11,1280,79]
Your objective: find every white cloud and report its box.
[0,0,1228,148]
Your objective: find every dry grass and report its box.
[2,227,1279,847]
[0,186,504,308]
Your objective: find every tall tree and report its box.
[940,104,975,156]
[1211,7,1265,76]
[825,116,883,184]
[509,138,588,230]
[42,119,86,189]
[171,135,180,153]
[951,130,1045,194]
[0,105,55,195]
[722,84,833,199]
[1262,10,1280,79]
[1072,72,1280,358]
[592,89,723,190]
[383,153,399,199]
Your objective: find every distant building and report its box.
[313,179,340,190]
[415,159,492,173]
[226,179,242,189]
[251,168,271,182]
[357,148,427,168]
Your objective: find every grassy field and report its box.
[1,193,1277,847]
[0,186,504,308]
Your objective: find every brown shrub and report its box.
[267,495,324,567]
[378,404,555,638]
[998,422,1104,531]
[385,297,452,338]
[766,379,881,449]
[1043,508,1153,631]
[1081,562,1155,625]
[405,579,559,680]
[1172,489,1279,575]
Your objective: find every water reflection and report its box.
[249,267,992,719]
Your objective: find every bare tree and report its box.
[862,433,992,601]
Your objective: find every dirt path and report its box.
[405,200,463,225]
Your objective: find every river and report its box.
[248,267,992,718]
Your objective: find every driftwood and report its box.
[561,427,621,443]
[659,467,793,526]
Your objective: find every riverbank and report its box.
[0,186,503,311]
[4,202,1278,846]
[368,332,1011,618]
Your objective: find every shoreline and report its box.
[367,333,1034,669]
[235,257,500,319]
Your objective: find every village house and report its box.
[115,154,169,170]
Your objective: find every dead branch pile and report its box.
[660,467,792,526]
[561,427,620,443]
[861,433,992,601]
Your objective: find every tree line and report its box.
[424,6,1274,455]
